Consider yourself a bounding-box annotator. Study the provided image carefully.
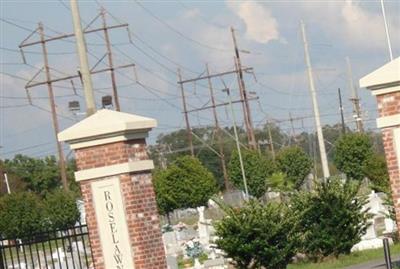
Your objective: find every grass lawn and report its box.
[288,243,400,269]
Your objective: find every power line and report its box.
[0,46,76,55]
[0,104,31,109]
[97,1,201,74]
[177,1,228,29]
[58,0,204,90]
[1,141,53,155]
[0,17,36,32]
[134,0,231,53]
[0,94,77,100]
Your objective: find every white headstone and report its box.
[166,255,179,269]
[203,258,226,269]
[198,206,210,245]
[198,206,205,223]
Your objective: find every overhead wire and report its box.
[177,1,229,29]
[133,0,231,53]
[2,2,381,158]
[56,1,214,114]
[98,0,204,75]
[2,5,187,112]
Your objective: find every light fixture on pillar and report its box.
[101,95,113,109]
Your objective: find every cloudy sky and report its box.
[1,0,399,159]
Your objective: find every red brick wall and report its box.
[376,91,400,117]
[80,179,105,268]
[75,139,147,170]
[75,139,167,269]
[121,173,167,269]
[376,91,400,235]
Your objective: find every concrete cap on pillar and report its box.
[58,109,157,149]
[360,57,400,91]
[360,57,400,129]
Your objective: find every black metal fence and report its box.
[0,223,94,269]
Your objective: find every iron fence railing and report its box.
[0,223,94,269]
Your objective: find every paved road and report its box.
[344,256,400,269]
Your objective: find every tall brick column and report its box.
[58,109,167,269]
[360,57,400,236]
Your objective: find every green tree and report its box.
[44,189,80,230]
[276,146,312,189]
[153,156,218,217]
[0,192,45,238]
[333,133,373,180]
[291,177,370,260]
[257,122,290,153]
[0,160,26,196]
[228,149,275,198]
[4,155,61,195]
[3,155,78,196]
[363,154,390,193]
[65,158,80,195]
[151,126,247,189]
[214,200,299,269]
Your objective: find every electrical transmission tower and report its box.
[177,64,258,190]
[18,10,135,190]
[346,57,364,133]
[231,27,257,150]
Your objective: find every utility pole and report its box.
[289,112,296,145]
[223,88,249,200]
[346,57,364,133]
[157,145,167,169]
[177,67,256,159]
[266,120,275,160]
[3,173,11,194]
[101,8,120,111]
[234,57,251,145]
[38,22,69,190]
[177,68,194,156]
[380,0,393,61]
[231,27,257,150]
[19,13,135,190]
[300,20,330,180]
[338,88,346,135]
[206,64,229,190]
[70,0,96,116]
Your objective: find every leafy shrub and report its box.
[333,133,373,180]
[214,200,299,269]
[0,190,80,238]
[291,177,370,261]
[228,149,275,198]
[153,156,218,216]
[276,146,312,189]
[44,189,80,230]
[363,154,390,192]
[4,155,61,195]
[0,192,46,238]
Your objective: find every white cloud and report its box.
[300,0,399,51]
[340,0,392,49]
[227,1,280,44]
[182,8,201,20]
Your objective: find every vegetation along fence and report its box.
[0,223,94,269]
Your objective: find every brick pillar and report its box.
[360,57,400,236]
[375,92,400,234]
[58,109,167,269]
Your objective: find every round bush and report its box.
[0,192,46,238]
[44,189,80,230]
